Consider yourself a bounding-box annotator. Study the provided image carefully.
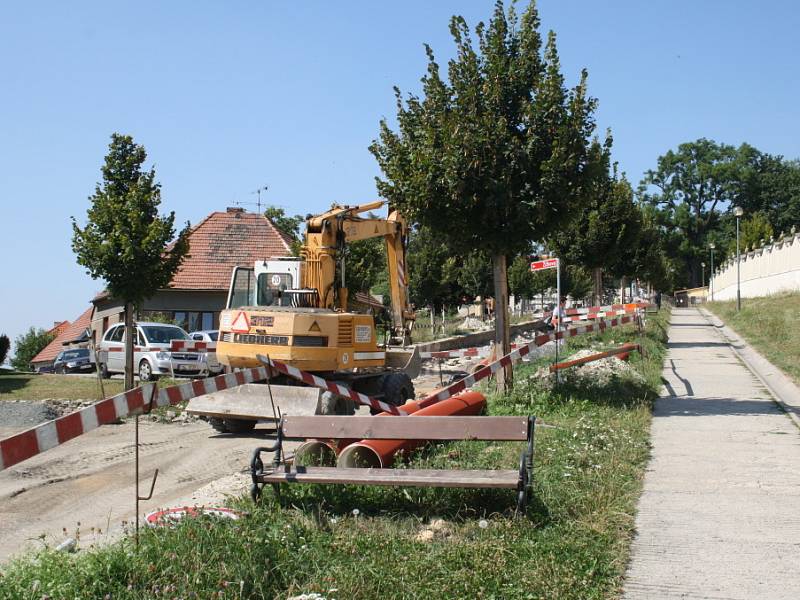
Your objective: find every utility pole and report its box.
[734,206,744,310]
[709,242,715,301]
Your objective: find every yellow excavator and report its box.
[186,201,420,433]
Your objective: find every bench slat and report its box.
[281,416,529,441]
[258,466,520,489]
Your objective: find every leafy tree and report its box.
[550,138,644,303]
[733,147,800,234]
[561,264,592,301]
[736,211,774,253]
[406,226,461,311]
[508,254,553,311]
[0,334,10,365]
[72,134,190,389]
[639,138,739,288]
[10,328,55,371]
[370,2,600,388]
[451,251,493,301]
[344,236,387,296]
[264,205,304,256]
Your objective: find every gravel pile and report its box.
[0,400,62,428]
[532,347,646,388]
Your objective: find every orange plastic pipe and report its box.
[336,390,486,468]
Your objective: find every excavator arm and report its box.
[301,201,414,341]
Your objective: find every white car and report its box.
[188,330,224,375]
[97,322,209,381]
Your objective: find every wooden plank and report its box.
[281,415,529,441]
[257,466,520,489]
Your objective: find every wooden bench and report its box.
[249,414,535,512]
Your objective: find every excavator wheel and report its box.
[380,372,414,407]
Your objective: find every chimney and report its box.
[227,207,245,214]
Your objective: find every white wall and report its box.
[711,229,800,301]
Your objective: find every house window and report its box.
[144,310,217,332]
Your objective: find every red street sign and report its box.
[530,258,558,272]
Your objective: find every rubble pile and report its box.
[532,347,646,388]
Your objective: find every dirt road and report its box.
[0,419,262,562]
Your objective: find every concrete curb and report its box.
[698,307,800,430]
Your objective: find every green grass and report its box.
[0,372,124,402]
[706,291,800,384]
[0,311,670,599]
[0,372,186,403]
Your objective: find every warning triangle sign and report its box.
[230,311,250,333]
[309,320,321,332]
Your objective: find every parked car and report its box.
[97,322,208,382]
[53,348,95,374]
[187,330,224,375]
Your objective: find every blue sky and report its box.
[1,1,798,351]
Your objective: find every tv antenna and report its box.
[233,185,269,213]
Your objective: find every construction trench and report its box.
[0,307,645,562]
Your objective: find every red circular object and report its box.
[144,506,241,527]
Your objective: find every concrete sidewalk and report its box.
[624,307,800,600]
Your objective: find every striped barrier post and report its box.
[255,354,407,416]
[169,340,217,352]
[0,384,155,472]
[0,367,272,472]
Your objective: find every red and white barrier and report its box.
[0,367,272,472]
[558,308,638,324]
[170,340,217,352]
[0,384,155,471]
[416,314,636,409]
[256,355,406,416]
[0,310,641,470]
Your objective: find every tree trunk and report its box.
[619,276,627,304]
[492,253,511,392]
[124,302,135,391]
[592,267,603,306]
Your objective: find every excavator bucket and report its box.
[186,383,327,422]
[385,346,421,380]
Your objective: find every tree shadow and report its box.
[0,373,32,395]
[264,479,550,525]
[654,395,788,418]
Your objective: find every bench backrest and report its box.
[281,415,531,441]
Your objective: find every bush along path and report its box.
[0,311,669,600]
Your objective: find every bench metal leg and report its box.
[516,416,536,516]
[250,419,285,503]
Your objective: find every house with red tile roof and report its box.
[90,208,293,342]
[31,307,94,371]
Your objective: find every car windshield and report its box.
[141,325,188,344]
[207,332,218,341]
[62,349,89,360]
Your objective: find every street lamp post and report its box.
[709,243,715,301]
[701,262,705,288]
[734,206,744,310]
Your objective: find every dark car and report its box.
[53,348,95,374]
